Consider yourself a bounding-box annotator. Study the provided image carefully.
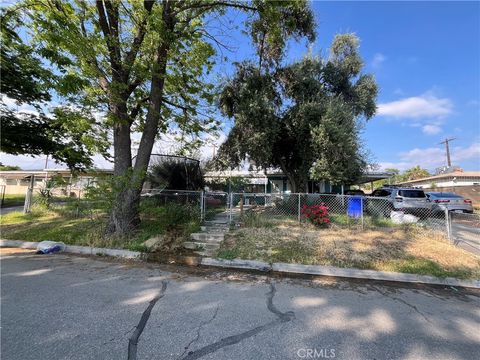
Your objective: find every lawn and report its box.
[217,214,480,279]
[1,194,25,208]
[1,202,201,252]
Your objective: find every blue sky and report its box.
[305,0,480,173]
[2,1,479,172]
[216,0,480,173]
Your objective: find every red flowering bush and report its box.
[301,204,330,227]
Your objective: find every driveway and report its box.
[450,214,480,256]
[0,205,24,215]
[1,249,479,360]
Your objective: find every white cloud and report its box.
[377,93,453,119]
[422,124,442,135]
[378,141,480,171]
[452,142,480,162]
[371,53,386,68]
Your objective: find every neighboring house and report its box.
[0,169,113,195]
[204,169,391,194]
[397,171,480,203]
[397,171,480,188]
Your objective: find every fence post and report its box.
[298,193,301,222]
[444,207,452,242]
[360,197,364,230]
[23,175,35,213]
[200,191,204,221]
[229,192,233,224]
[0,185,5,207]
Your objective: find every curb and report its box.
[199,257,480,289]
[0,239,141,259]
[2,239,479,289]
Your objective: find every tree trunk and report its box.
[106,102,141,234]
[106,2,174,235]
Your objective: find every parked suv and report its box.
[368,186,431,216]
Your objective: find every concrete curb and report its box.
[0,239,141,259]
[200,258,480,289]
[201,257,271,272]
[2,239,479,289]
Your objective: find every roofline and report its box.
[398,171,480,184]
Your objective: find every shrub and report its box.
[301,204,330,227]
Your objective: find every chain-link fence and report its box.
[141,188,203,218]
[229,192,451,241]
[23,186,99,218]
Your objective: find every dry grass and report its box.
[218,219,480,279]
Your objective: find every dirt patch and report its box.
[0,247,35,255]
[218,221,480,279]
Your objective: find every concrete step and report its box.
[193,250,216,257]
[200,226,229,233]
[204,220,229,226]
[191,233,224,242]
[183,241,221,251]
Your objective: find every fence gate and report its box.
[203,191,229,221]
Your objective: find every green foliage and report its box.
[84,170,147,213]
[217,34,377,191]
[160,203,199,232]
[242,211,276,228]
[0,165,21,170]
[0,10,109,170]
[402,166,430,181]
[35,174,68,208]
[205,176,249,192]
[6,0,315,234]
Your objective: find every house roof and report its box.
[205,170,393,185]
[398,171,480,185]
[0,168,113,179]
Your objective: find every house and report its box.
[397,171,480,188]
[0,168,113,195]
[204,169,392,194]
[397,171,480,203]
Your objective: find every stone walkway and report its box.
[183,211,231,256]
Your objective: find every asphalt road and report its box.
[451,220,480,256]
[1,249,480,360]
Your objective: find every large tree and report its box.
[402,166,430,181]
[11,0,315,234]
[1,11,108,169]
[217,34,378,192]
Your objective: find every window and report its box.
[398,190,425,198]
[372,189,391,197]
[438,193,462,198]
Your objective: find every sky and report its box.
[2,1,480,173]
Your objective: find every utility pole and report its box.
[439,137,456,167]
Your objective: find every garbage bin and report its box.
[347,196,363,218]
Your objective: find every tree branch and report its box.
[96,1,122,77]
[79,7,110,93]
[173,1,257,16]
[124,1,154,74]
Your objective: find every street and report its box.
[1,248,479,360]
[450,216,480,256]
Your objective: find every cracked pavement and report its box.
[1,248,479,360]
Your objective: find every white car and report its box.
[426,192,474,213]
